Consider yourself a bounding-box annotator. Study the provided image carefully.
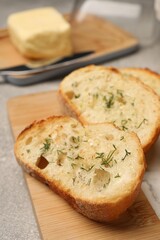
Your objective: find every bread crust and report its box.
[15,116,145,222]
[121,67,160,82]
[59,65,160,152]
[120,67,160,98]
[17,160,144,222]
[120,70,160,152]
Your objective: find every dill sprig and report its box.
[75,94,81,98]
[121,119,128,131]
[117,89,123,97]
[71,163,77,169]
[103,93,114,108]
[136,118,148,129]
[115,173,121,178]
[120,136,124,141]
[122,149,131,161]
[116,89,126,104]
[75,154,84,160]
[41,138,52,153]
[96,145,117,167]
[71,136,80,144]
[80,165,94,172]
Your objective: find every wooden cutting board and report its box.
[0,14,138,69]
[7,90,160,240]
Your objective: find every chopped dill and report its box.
[120,136,124,141]
[71,136,80,144]
[117,89,123,97]
[75,94,80,98]
[80,165,94,172]
[121,119,128,131]
[96,152,105,159]
[67,156,74,160]
[136,118,148,129]
[72,177,76,185]
[71,163,77,169]
[41,138,52,153]
[75,154,84,160]
[115,173,121,178]
[96,145,117,167]
[103,93,114,108]
[122,149,131,161]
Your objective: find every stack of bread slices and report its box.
[15,65,160,222]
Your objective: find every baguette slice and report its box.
[120,67,160,97]
[14,116,145,222]
[59,65,160,152]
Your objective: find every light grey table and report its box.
[0,1,160,240]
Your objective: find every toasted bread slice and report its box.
[59,65,160,152]
[14,116,145,222]
[120,67,160,97]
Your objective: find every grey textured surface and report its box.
[0,1,160,240]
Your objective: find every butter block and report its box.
[7,7,73,59]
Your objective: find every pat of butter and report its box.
[7,7,73,59]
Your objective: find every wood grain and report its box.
[7,91,160,240]
[69,14,138,54]
[0,15,138,69]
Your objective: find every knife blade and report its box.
[0,51,94,72]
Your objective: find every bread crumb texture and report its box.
[60,65,160,151]
[15,116,145,222]
[120,68,160,97]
